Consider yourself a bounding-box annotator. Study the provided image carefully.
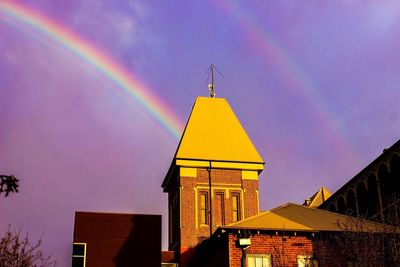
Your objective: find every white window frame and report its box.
[247,253,272,267]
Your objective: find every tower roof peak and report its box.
[175,96,263,163]
[162,96,264,191]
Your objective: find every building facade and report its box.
[71,93,399,266]
[188,203,390,267]
[72,212,161,267]
[162,97,265,266]
[319,139,400,222]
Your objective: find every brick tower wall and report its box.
[177,168,259,249]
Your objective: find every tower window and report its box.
[215,192,225,226]
[232,193,241,222]
[200,192,209,225]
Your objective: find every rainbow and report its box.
[0,1,183,140]
[212,0,362,162]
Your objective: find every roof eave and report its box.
[220,225,321,233]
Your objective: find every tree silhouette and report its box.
[0,175,19,197]
[0,226,56,266]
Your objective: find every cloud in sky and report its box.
[70,0,139,50]
[368,1,400,31]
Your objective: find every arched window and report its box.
[337,196,346,214]
[378,164,394,209]
[390,155,400,194]
[367,174,379,218]
[346,189,357,216]
[356,182,368,217]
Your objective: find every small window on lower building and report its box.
[297,255,318,267]
[247,254,271,267]
[72,243,86,267]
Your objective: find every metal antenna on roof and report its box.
[208,64,215,98]
[206,64,225,98]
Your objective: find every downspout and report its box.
[208,160,213,237]
[241,247,247,267]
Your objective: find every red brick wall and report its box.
[312,238,347,267]
[227,233,346,267]
[229,234,312,267]
[180,173,199,248]
[178,169,259,248]
[242,180,259,218]
[167,167,260,266]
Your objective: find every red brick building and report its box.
[188,203,388,267]
[161,95,395,267]
[162,97,265,266]
[71,95,397,266]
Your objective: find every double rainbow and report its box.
[0,1,183,140]
[213,0,361,161]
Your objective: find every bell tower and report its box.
[162,96,264,266]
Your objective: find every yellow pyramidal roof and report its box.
[304,187,332,208]
[176,96,264,164]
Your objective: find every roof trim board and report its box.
[176,159,264,171]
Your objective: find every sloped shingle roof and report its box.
[222,203,388,233]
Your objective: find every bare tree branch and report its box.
[0,225,56,266]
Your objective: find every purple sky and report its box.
[1,0,399,265]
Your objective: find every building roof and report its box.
[162,96,264,190]
[176,96,263,163]
[304,187,332,208]
[221,203,388,233]
[319,138,400,210]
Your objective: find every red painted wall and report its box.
[73,212,161,267]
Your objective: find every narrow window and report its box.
[232,193,241,222]
[200,192,209,225]
[247,254,271,267]
[215,192,225,226]
[72,243,86,267]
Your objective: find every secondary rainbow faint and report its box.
[0,1,183,140]
[212,0,361,162]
